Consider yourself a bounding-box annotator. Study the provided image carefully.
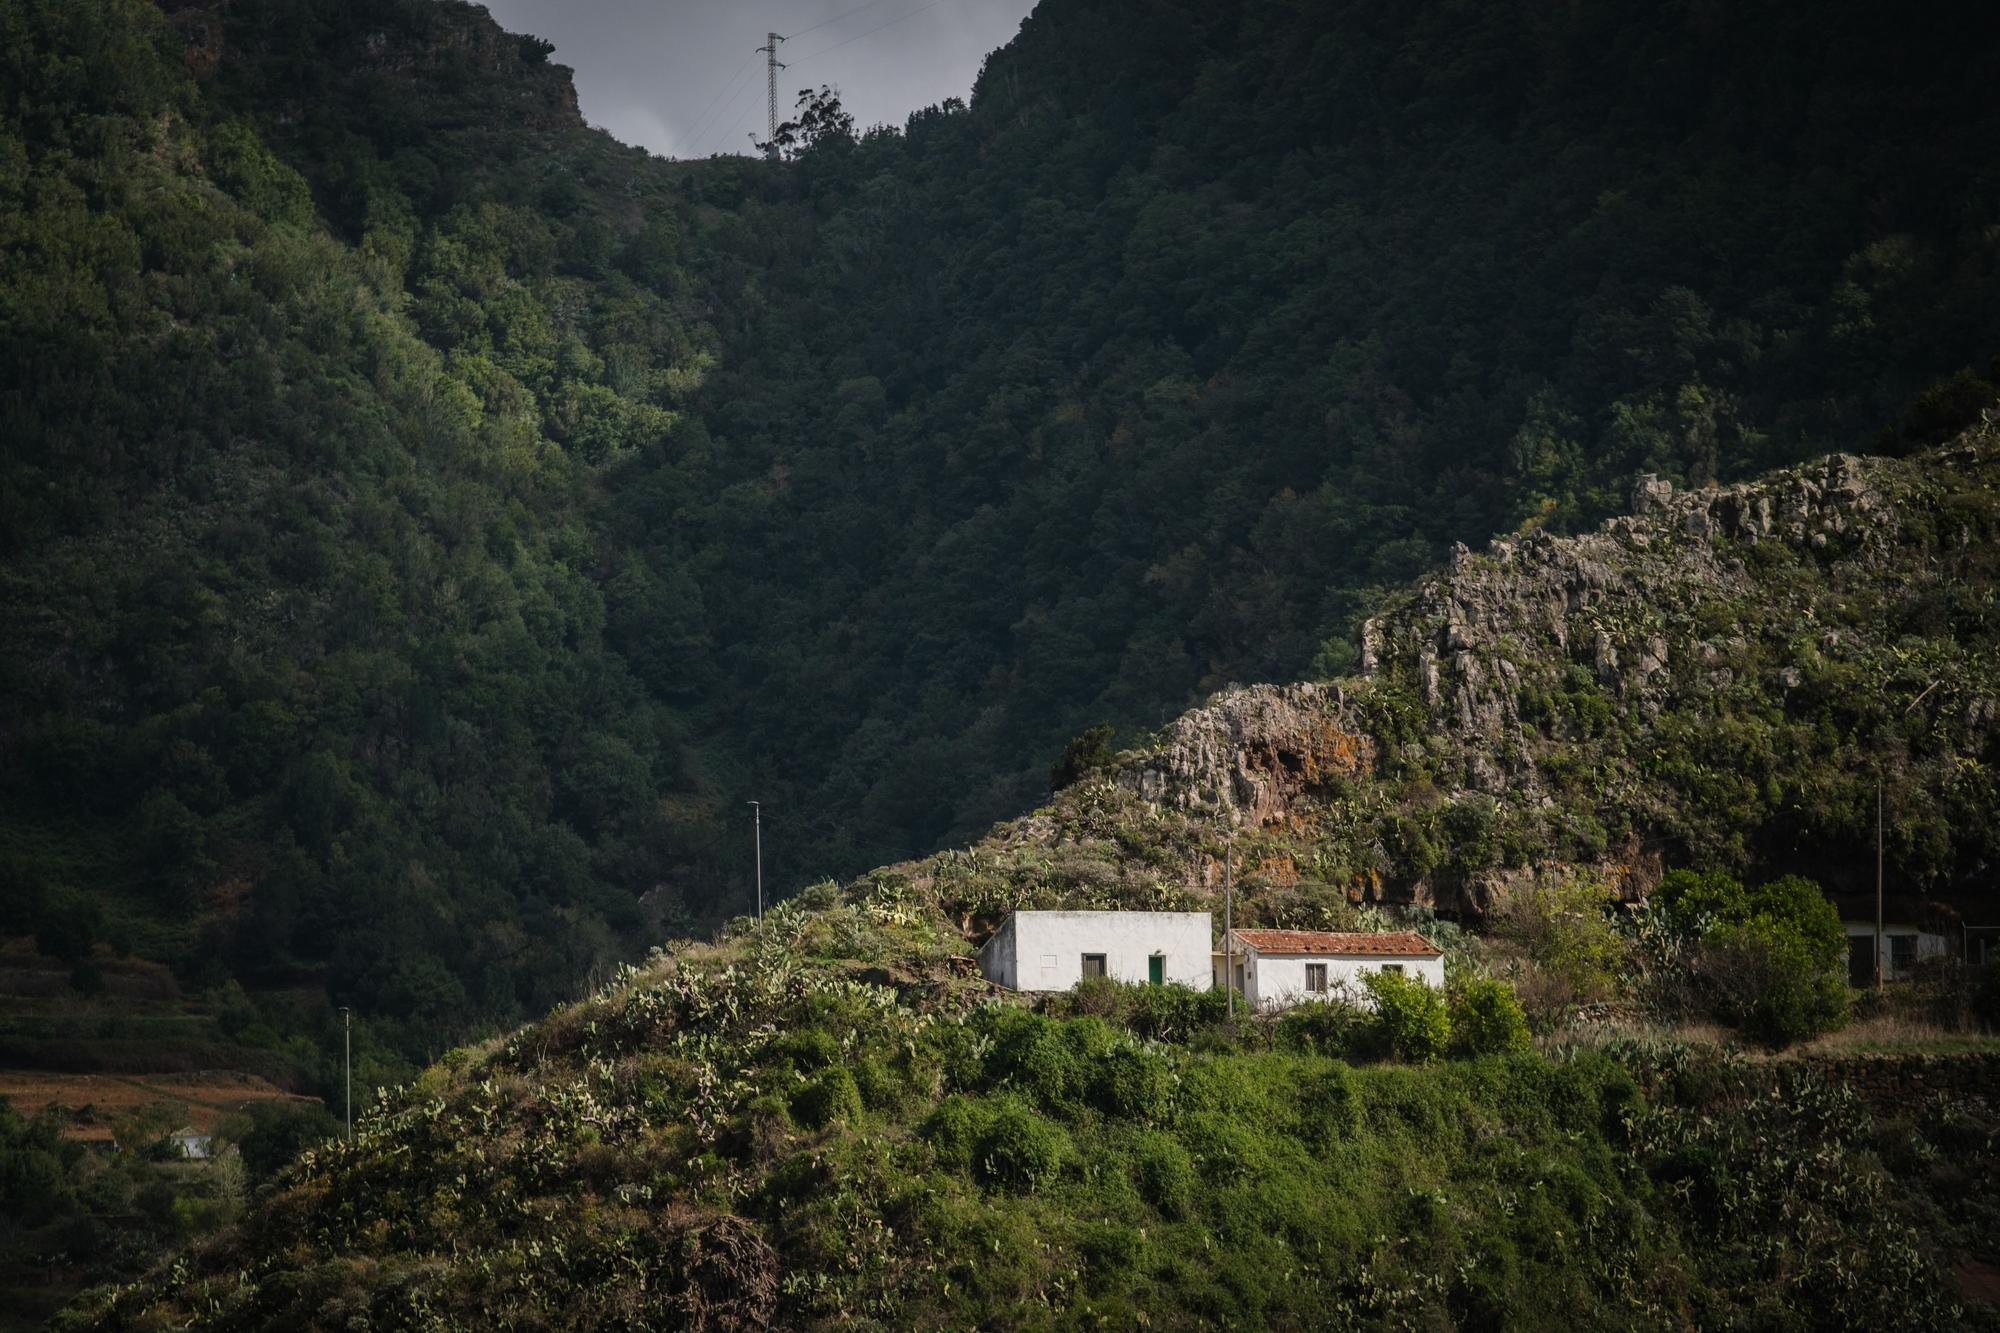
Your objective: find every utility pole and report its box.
[1875,775,1884,992]
[1878,677,1942,990]
[755,32,786,157]
[1223,839,1234,1020]
[749,800,764,928]
[339,1006,352,1140]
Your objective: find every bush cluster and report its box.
[1651,870,1849,1045]
[1276,974,1531,1062]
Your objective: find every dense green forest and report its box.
[4,0,2000,1077]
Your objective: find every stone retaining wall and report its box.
[1781,1051,2000,1117]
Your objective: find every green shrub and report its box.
[1448,977,1531,1057]
[1364,971,1451,1061]
[1125,983,1229,1041]
[1296,1062,1363,1147]
[1276,999,1372,1058]
[1132,1133,1197,1217]
[1490,875,1628,1025]
[770,1028,841,1072]
[1090,1045,1172,1120]
[790,1066,863,1130]
[1074,1220,1144,1275]
[983,1010,1087,1109]
[851,1057,894,1109]
[1066,975,1126,1020]
[921,1094,992,1169]
[974,1100,1069,1189]
[1704,921,1849,1045]
[1657,870,1849,1045]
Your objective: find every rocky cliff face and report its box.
[897,423,1999,925]
[164,0,585,133]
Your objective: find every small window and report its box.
[1082,954,1107,979]
[1380,963,1404,976]
[1305,963,1328,993]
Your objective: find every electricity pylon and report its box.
[755,32,787,158]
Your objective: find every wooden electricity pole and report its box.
[1223,839,1234,1020]
[340,1006,352,1140]
[749,800,764,929]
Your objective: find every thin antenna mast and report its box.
[754,32,787,157]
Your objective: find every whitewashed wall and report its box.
[1243,951,1444,1012]
[1842,922,1951,978]
[979,911,1213,991]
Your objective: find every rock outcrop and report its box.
[1127,682,1375,825]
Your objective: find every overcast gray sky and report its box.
[480,0,1039,159]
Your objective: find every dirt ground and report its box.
[0,1068,321,1143]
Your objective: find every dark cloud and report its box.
[478,0,1037,158]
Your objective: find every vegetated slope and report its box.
[60,897,1993,1329]
[0,0,719,1068]
[7,0,2000,1077]
[876,420,2000,931]
[59,429,2000,1332]
[664,0,2000,871]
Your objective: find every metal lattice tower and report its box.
[756,32,787,156]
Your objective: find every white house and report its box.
[168,1127,214,1160]
[978,911,1213,991]
[1842,920,1952,985]
[1219,929,1444,1011]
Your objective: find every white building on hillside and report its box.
[1842,920,1952,984]
[978,911,1212,992]
[1220,928,1444,1011]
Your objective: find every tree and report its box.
[756,86,856,160]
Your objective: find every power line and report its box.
[786,0,903,42]
[674,53,756,159]
[701,74,765,157]
[789,0,956,66]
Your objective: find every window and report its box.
[1890,935,1916,976]
[1305,963,1328,993]
[1082,954,1107,979]
[1380,963,1404,976]
[1148,954,1165,985]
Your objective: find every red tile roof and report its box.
[1228,929,1441,957]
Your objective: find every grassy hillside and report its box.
[58,885,1997,1329]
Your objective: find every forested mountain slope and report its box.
[0,0,719,1061]
[675,0,2000,868]
[3,0,1999,1077]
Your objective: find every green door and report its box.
[1149,955,1165,985]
